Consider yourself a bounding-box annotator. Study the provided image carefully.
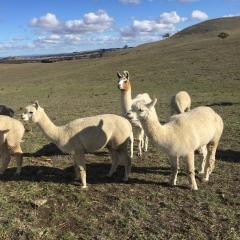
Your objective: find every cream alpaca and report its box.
[127,98,223,190]
[170,91,191,114]
[171,90,207,174]
[0,116,24,174]
[117,70,151,156]
[22,101,133,189]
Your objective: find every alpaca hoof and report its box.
[198,171,204,175]
[169,181,177,186]
[201,177,209,183]
[137,152,142,158]
[191,186,198,191]
[81,185,88,190]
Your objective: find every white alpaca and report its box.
[22,101,133,189]
[170,91,191,114]
[171,91,207,174]
[127,98,223,190]
[117,70,151,157]
[0,116,25,174]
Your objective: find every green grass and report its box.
[0,17,239,239]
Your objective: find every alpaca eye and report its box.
[29,111,33,114]
[139,109,144,112]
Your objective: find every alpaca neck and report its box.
[37,110,60,143]
[141,112,169,148]
[120,85,132,115]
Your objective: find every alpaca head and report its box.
[21,101,43,123]
[117,71,131,91]
[127,98,157,121]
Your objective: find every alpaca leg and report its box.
[202,142,218,182]
[169,157,179,186]
[186,152,198,190]
[107,148,120,177]
[199,145,207,174]
[117,146,131,182]
[144,135,149,152]
[0,146,11,174]
[13,144,23,175]
[137,129,144,157]
[15,153,23,175]
[73,153,87,189]
[129,132,134,158]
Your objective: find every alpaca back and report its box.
[0,115,24,148]
[168,106,223,153]
[61,114,132,153]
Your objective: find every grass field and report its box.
[0,17,239,239]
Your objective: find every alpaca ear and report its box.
[123,71,129,79]
[147,98,157,110]
[117,72,123,78]
[34,100,39,109]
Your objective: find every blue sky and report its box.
[0,0,239,57]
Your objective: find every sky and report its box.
[0,0,239,57]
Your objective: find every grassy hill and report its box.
[0,17,239,239]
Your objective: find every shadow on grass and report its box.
[217,149,240,163]
[0,163,177,187]
[0,162,196,190]
[23,143,109,158]
[206,101,239,107]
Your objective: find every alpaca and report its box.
[127,98,223,190]
[170,91,191,114]
[0,115,25,174]
[117,70,151,157]
[0,105,14,118]
[21,101,133,189]
[171,91,207,174]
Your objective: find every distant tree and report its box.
[163,33,170,39]
[218,32,229,39]
[99,49,105,58]
[123,44,128,49]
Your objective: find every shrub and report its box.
[218,32,229,39]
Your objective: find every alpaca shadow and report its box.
[0,163,178,187]
[206,101,238,107]
[132,166,171,176]
[23,143,68,158]
[0,105,14,117]
[23,143,109,158]
[216,149,240,163]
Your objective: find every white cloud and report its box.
[160,11,187,24]
[191,10,208,21]
[223,13,240,17]
[31,10,114,34]
[121,11,186,38]
[119,0,141,4]
[64,10,113,34]
[31,13,60,28]
[34,34,61,45]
